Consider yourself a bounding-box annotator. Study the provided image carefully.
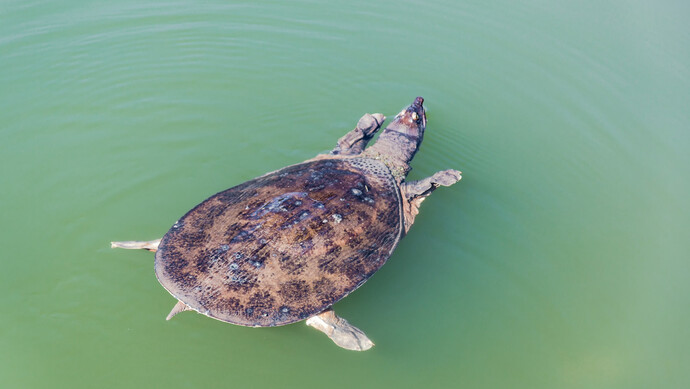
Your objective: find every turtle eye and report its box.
[411,112,419,121]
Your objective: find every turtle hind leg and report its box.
[110,239,161,252]
[306,308,374,351]
[330,113,385,156]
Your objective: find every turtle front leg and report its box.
[401,169,462,232]
[306,308,374,351]
[330,113,385,156]
[110,239,161,252]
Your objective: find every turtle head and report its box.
[386,96,426,140]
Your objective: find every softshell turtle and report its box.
[112,97,461,351]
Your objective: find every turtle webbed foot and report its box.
[306,309,374,351]
[110,239,161,252]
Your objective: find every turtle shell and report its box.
[154,157,402,327]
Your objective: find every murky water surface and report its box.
[2,1,688,388]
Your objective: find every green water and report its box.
[2,0,689,388]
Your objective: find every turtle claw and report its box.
[110,239,161,252]
[306,309,374,351]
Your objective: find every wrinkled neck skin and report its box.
[362,98,426,182]
[362,128,422,181]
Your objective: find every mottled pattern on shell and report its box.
[154,158,402,327]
